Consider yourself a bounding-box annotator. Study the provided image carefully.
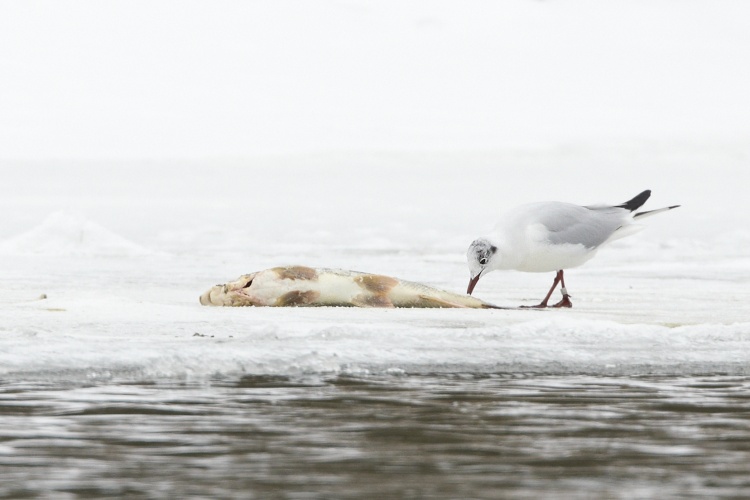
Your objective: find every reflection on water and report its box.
[1,374,749,499]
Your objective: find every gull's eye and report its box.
[479,257,488,265]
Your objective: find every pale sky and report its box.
[1,0,749,160]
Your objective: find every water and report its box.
[2,374,749,499]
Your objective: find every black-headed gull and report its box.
[466,190,679,308]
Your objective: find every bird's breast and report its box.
[512,242,597,272]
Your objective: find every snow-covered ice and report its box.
[0,211,155,257]
[1,150,749,383]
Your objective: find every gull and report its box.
[466,190,679,308]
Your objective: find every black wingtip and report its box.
[618,190,651,211]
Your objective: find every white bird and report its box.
[466,190,679,308]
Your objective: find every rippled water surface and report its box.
[2,374,749,499]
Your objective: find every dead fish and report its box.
[199,265,502,309]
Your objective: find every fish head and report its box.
[199,271,272,306]
[199,266,321,306]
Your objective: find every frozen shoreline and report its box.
[2,225,748,383]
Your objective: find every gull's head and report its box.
[466,238,497,295]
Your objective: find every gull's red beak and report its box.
[467,273,482,295]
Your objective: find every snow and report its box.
[1,153,749,383]
[1,1,749,383]
[0,211,155,257]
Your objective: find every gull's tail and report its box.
[634,205,681,219]
[618,189,680,219]
[618,190,651,211]
[605,190,679,244]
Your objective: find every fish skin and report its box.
[199,266,503,309]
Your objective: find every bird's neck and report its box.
[483,237,512,271]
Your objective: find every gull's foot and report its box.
[551,296,573,308]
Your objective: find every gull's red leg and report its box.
[521,270,562,308]
[550,270,573,308]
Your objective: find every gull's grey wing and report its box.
[538,204,627,248]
